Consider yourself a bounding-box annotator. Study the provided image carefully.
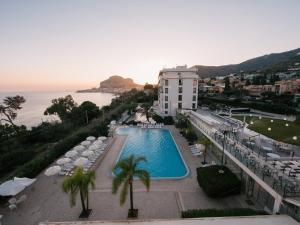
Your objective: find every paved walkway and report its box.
[0,126,250,225]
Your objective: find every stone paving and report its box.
[0,126,251,225]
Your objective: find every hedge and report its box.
[182,208,267,218]
[197,165,241,198]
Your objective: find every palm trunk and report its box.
[80,189,86,213]
[86,190,89,210]
[129,178,134,211]
[203,148,207,164]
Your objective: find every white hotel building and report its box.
[157,65,198,116]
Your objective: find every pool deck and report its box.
[0,126,252,225]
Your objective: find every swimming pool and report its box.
[115,127,189,179]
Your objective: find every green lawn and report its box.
[232,115,300,146]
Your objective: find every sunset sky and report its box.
[0,0,300,91]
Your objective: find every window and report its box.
[193,79,198,86]
[179,79,183,86]
[165,96,168,101]
[178,87,183,93]
[165,87,168,93]
[178,103,182,109]
[193,87,197,93]
[178,95,182,101]
[165,111,168,114]
[192,103,196,109]
[165,79,169,86]
[165,103,168,109]
[193,95,196,101]
[177,72,181,75]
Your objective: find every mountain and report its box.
[77,75,142,93]
[99,75,142,89]
[193,47,300,77]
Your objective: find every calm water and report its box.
[115,127,188,179]
[0,91,115,127]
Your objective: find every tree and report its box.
[198,137,213,164]
[224,77,231,92]
[44,95,77,122]
[112,154,150,218]
[62,167,95,217]
[144,83,154,90]
[141,103,151,122]
[0,95,25,128]
[70,101,100,125]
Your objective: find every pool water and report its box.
[115,127,189,179]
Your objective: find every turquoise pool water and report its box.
[115,127,189,179]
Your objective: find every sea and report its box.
[0,91,115,128]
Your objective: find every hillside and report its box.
[194,47,300,77]
[77,75,142,93]
[99,75,142,89]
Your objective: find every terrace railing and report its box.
[184,110,300,198]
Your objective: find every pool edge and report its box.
[112,127,190,180]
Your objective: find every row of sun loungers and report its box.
[189,144,203,156]
[137,123,164,129]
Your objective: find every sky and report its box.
[0,0,300,91]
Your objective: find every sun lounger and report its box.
[193,152,203,156]
[8,198,17,205]
[8,204,17,210]
[16,195,26,205]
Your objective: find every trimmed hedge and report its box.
[182,208,267,218]
[197,165,241,198]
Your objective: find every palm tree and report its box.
[112,154,150,217]
[141,103,151,122]
[198,137,213,164]
[62,167,95,217]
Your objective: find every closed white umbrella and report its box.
[56,157,71,165]
[65,150,78,158]
[98,136,107,141]
[73,145,85,151]
[82,150,94,157]
[86,136,96,141]
[81,141,91,146]
[45,166,61,176]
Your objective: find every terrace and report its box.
[0,125,251,225]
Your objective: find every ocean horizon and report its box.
[0,91,115,127]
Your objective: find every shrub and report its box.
[163,116,174,125]
[182,208,267,218]
[197,165,241,198]
[185,128,198,143]
[152,114,164,123]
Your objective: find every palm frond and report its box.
[135,169,150,191]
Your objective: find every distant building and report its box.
[243,85,274,95]
[157,66,198,116]
[275,79,300,95]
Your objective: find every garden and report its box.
[233,115,300,146]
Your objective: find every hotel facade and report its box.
[157,66,198,116]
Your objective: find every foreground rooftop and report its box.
[39,215,298,225]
